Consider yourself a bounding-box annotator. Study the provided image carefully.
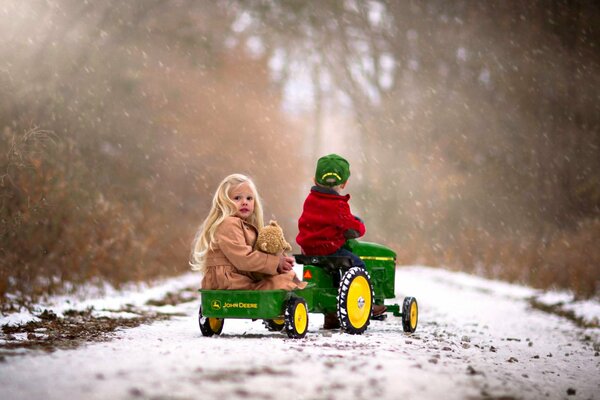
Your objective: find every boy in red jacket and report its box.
[296,154,386,328]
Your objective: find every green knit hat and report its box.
[315,154,350,186]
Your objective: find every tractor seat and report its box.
[294,254,353,271]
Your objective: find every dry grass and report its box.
[0,127,190,310]
[395,220,600,299]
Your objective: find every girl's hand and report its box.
[277,255,294,273]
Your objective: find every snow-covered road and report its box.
[1,266,599,400]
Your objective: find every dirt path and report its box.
[1,267,598,400]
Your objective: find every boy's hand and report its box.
[277,255,294,273]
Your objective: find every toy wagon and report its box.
[198,239,418,338]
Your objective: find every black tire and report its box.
[198,305,224,337]
[337,267,374,334]
[284,297,309,339]
[263,318,286,332]
[401,297,418,333]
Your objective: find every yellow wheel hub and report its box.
[347,276,372,328]
[294,302,308,334]
[410,301,418,329]
[209,318,222,332]
[272,318,285,325]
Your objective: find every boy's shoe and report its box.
[323,312,340,329]
[372,304,387,317]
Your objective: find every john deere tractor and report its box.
[198,239,418,338]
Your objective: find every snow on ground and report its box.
[1,266,599,400]
[0,273,200,328]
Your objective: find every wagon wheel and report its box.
[337,267,373,334]
[284,297,309,339]
[263,318,285,332]
[198,305,224,337]
[401,297,418,333]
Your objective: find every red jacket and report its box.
[296,186,366,255]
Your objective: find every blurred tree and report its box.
[231,0,600,295]
[1,0,598,301]
[0,0,303,303]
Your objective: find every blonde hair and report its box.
[190,174,264,272]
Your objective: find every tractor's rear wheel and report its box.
[401,297,418,333]
[337,267,374,334]
[198,305,224,337]
[284,297,309,339]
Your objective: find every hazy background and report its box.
[1,0,598,305]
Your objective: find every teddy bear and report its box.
[255,220,292,255]
[255,220,307,290]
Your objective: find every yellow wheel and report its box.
[263,318,285,332]
[402,297,418,333]
[284,297,309,339]
[338,267,374,334]
[198,305,224,337]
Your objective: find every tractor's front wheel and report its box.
[401,297,418,333]
[337,267,374,334]
[198,305,224,337]
[284,297,309,339]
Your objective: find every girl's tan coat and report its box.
[201,216,301,290]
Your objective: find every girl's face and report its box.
[228,182,255,220]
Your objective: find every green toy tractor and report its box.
[198,240,418,338]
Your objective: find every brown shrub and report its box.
[394,220,599,299]
[0,45,303,308]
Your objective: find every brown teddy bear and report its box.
[255,220,292,255]
[255,220,307,289]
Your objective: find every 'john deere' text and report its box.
[224,302,258,309]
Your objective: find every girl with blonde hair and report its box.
[191,174,305,290]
